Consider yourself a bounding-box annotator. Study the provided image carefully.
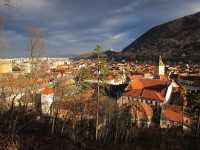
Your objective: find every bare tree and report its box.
[94,45,109,140]
[27,27,46,74]
[94,45,101,140]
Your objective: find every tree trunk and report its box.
[196,111,200,136]
[96,83,100,140]
[96,63,100,141]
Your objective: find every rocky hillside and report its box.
[123,12,200,63]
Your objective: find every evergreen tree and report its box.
[75,66,92,91]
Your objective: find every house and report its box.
[117,93,154,128]
[119,56,173,106]
[160,105,192,130]
[117,56,178,127]
[121,78,169,106]
[41,87,54,114]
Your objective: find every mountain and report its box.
[123,12,200,63]
[74,50,121,60]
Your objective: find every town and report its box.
[0,0,200,149]
[0,52,200,145]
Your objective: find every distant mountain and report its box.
[123,12,200,63]
[73,51,96,60]
[74,50,120,60]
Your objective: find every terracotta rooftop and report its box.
[0,78,49,88]
[142,89,165,102]
[162,106,183,123]
[124,89,142,97]
[124,89,165,102]
[160,75,169,81]
[42,87,54,95]
[128,78,168,90]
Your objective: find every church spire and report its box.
[159,56,164,66]
[159,56,165,77]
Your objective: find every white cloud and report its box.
[112,32,127,40]
[114,1,140,13]
[99,32,128,50]
[103,18,122,26]
[1,0,200,56]
[189,2,200,13]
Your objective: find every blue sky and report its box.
[0,0,200,57]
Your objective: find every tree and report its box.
[189,92,200,108]
[27,27,46,74]
[94,45,110,140]
[188,92,200,136]
[94,45,109,81]
[75,66,92,91]
[94,45,101,140]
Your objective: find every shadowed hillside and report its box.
[123,12,200,63]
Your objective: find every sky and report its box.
[0,0,200,57]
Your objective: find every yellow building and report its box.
[0,61,12,73]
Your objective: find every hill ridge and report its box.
[122,12,200,63]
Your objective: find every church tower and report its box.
[159,56,165,76]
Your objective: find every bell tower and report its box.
[159,56,165,76]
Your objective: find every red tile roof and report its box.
[42,87,54,95]
[142,89,165,102]
[162,106,183,123]
[124,77,169,103]
[160,75,169,81]
[124,89,165,102]
[124,89,142,97]
[129,79,168,90]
